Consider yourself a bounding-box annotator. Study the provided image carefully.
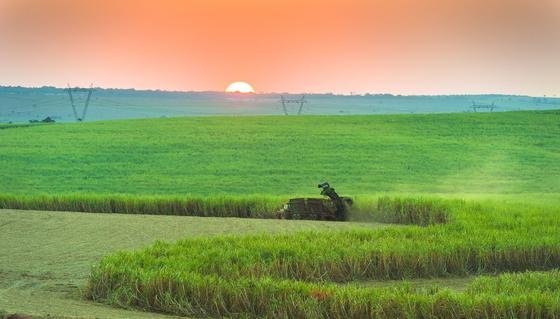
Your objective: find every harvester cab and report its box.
[277,182,353,221]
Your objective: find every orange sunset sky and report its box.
[0,0,559,95]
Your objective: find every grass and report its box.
[0,111,558,198]
[87,197,560,318]
[0,193,452,221]
[1,111,559,318]
[467,270,560,295]
[0,110,558,217]
[0,193,286,218]
[374,196,450,225]
[89,271,560,318]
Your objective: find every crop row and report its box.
[88,267,560,318]
[0,193,285,218]
[0,194,451,225]
[87,198,560,318]
[374,196,450,225]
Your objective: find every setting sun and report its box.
[225,82,255,93]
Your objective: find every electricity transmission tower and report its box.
[279,95,307,115]
[66,84,94,121]
[471,101,496,112]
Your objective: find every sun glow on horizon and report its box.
[225,81,255,93]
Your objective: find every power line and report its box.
[93,97,141,108]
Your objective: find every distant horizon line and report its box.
[0,84,558,98]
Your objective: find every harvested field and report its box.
[0,209,380,318]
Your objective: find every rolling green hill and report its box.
[1,110,558,196]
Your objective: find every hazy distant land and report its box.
[1,86,559,123]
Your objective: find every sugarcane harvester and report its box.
[277,182,353,221]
